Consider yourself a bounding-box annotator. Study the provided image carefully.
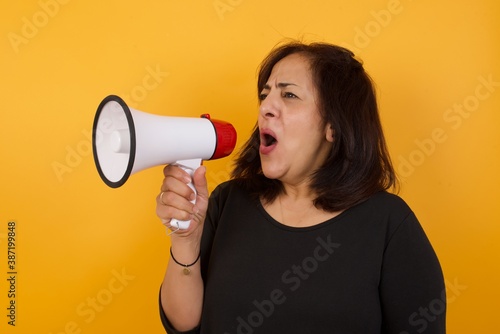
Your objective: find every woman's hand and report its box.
[156,164,209,241]
[158,164,208,330]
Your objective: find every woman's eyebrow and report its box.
[262,82,298,90]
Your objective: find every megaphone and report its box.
[92,95,237,229]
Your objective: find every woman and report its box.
[156,41,446,333]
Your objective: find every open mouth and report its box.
[259,129,278,154]
[262,133,277,147]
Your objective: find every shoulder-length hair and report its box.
[231,41,398,212]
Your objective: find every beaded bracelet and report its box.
[170,247,201,275]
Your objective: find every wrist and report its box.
[170,239,200,263]
[170,247,201,275]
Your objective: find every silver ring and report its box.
[159,191,167,206]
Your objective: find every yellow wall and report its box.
[1,0,499,333]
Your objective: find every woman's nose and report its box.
[259,93,280,118]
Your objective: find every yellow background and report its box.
[1,0,499,333]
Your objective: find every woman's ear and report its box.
[325,123,334,142]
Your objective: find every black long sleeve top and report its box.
[160,181,446,334]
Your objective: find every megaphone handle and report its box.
[169,158,203,231]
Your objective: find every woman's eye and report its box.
[258,93,268,101]
[283,92,298,99]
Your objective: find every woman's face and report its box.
[258,53,334,187]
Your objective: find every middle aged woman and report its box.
[156,41,446,334]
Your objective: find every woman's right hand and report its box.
[156,164,209,242]
[158,164,208,331]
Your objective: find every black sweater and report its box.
[160,181,446,334]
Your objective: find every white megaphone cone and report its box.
[92,95,237,229]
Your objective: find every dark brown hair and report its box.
[231,41,398,212]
